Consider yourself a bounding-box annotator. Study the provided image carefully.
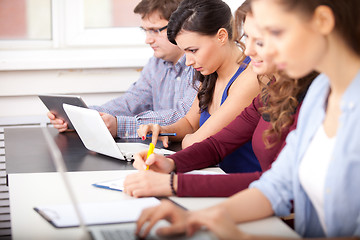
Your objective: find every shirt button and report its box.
[176,77,181,81]
[326,188,331,194]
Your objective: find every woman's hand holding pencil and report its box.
[132,149,176,173]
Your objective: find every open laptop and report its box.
[63,104,175,161]
[40,127,216,240]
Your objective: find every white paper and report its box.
[35,197,160,228]
[93,176,126,191]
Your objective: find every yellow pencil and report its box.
[145,143,155,170]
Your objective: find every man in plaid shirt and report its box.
[48,0,196,138]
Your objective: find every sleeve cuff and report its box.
[116,115,138,138]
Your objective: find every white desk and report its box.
[9,170,300,240]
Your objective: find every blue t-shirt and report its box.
[199,56,260,173]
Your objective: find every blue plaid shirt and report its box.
[91,54,196,138]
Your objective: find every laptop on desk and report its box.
[63,104,175,161]
[37,127,216,240]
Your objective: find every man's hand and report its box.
[99,112,117,137]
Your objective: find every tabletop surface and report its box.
[5,127,181,174]
[5,127,300,239]
[9,170,300,240]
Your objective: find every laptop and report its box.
[39,127,217,240]
[63,103,175,161]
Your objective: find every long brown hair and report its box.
[234,0,319,148]
[167,0,246,112]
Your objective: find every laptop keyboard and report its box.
[98,226,213,240]
[100,229,141,240]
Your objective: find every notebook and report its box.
[63,103,175,161]
[36,127,216,240]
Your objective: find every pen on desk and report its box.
[145,143,155,170]
[146,133,177,138]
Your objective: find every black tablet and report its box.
[39,94,88,129]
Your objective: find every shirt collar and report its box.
[161,54,186,74]
[341,69,360,111]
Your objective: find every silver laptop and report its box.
[40,127,217,240]
[63,104,175,161]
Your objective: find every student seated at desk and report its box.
[137,0,261,174]
[123,0,318,197]
[134,0,360,238]
[47,0,197,139]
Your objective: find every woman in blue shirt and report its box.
[134,0,360,239]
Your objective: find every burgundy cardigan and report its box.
[169,94,301,197]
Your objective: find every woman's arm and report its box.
[136,192,358,240]
[210,188,274,223]
[125,95,264,198]
[182,66,260,148]
[172,94,262,173]
[136,97,201,147]
[176,171,262,197]
[135,188,274,239]
[160,97,201,141]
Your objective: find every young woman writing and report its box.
[136,0,261,174]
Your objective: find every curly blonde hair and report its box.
[260,72,318,148]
